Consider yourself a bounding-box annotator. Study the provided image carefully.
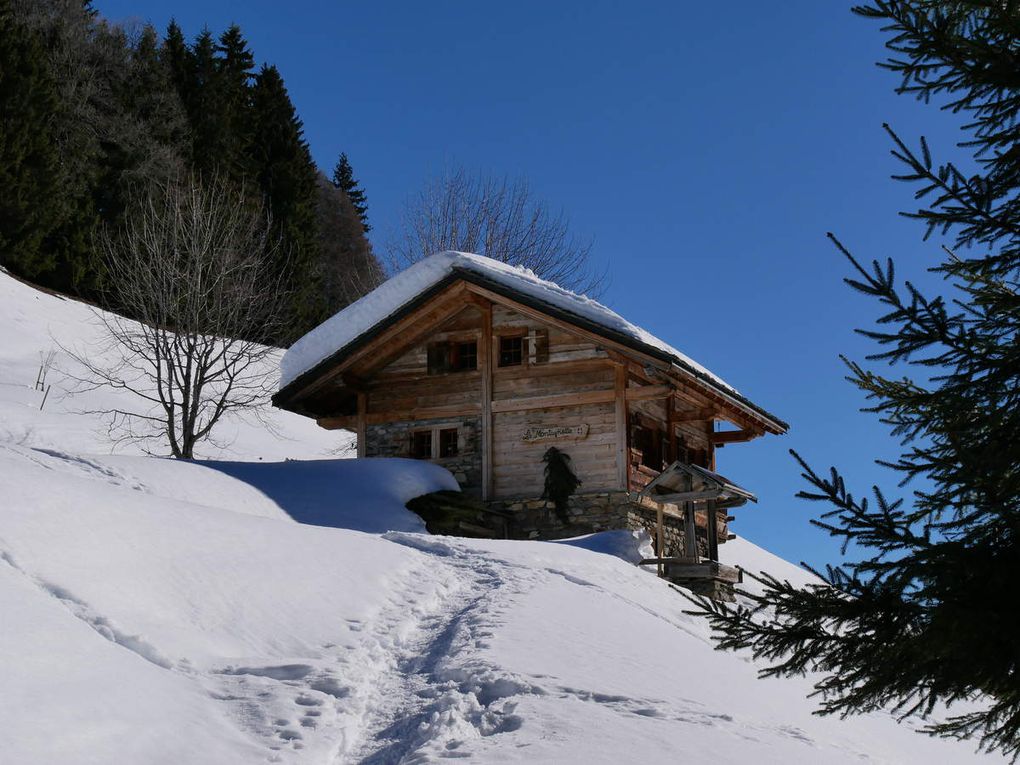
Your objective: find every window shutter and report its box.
[427,343,448,375]
[533,329,549,364]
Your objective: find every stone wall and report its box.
[365,415,483,496]
[486,490,703,558]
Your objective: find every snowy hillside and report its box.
[0,271,995,764]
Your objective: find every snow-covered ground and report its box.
[0,270,996,763]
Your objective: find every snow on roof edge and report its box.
[279,251,742,401]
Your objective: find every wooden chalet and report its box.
[273,252,787,598]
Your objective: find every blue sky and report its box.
[94,0,968,570]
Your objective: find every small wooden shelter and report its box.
[638,462,756,599]
[273,252,787,597]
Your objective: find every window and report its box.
[410,430,433,459]
[499,335,524,367]
[453,341,477,371]
[427,340,477,375]
[633,424,663,470]
[410,427,460,459]
[439,428,459,457]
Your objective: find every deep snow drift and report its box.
[0,270,996,764]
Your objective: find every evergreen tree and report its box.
[186,29,223,176]
[249,64,321,335]
[331,152,370,231]
[692,2,1020,758]
[0,0,63,278]
[214,25,256,185]
[161,20,193,111]
[313,173,383,320]
[14,0,103,293]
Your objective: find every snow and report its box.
[0,269,346,460]
[280,251,739,395]
[199,457,456,533]
[0,269,997,763]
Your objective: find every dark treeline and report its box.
[1,0,382,342]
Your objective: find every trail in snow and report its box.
[346,534,535,764]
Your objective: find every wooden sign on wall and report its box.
[522,424,590,443]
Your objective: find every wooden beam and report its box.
[683,501,697,558]
[356,392,367,458]
[364,403,481,425]
[341,372,368,391]
[614,364,627,490]
[493,357,612,380]
[317,415,357,431]
[707,499,719,562]
[710,429,761,444]
[480,301,493,500]
[673,406,717,423]
[656,503,664,577]
[490,388,615,413]
[646,489,725,505]
[624,384,672,401]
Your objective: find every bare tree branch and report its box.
[390,165,606,296]
[65,171,289,458]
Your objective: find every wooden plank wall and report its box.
[492,401,618,498]
[366,307,483,417]
[352,297,727,502]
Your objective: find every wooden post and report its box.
[707,499,719,562]
[684,501,697,560]
[480,302,493,500]
[356,392,367,458]
[614,364,628,490]
[656,504,664,578]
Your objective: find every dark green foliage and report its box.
[312,173,384,322]
[186,30,222,176]
[0,0,63,278]
[690,2,1020,758]
[249,64,321,335]
[5,4,377,339]
[332,152,370,231]
[542,447,581,524]
[212,25,256,185]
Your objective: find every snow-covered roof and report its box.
[279,252,784,429]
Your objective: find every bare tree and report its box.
[391,166,606,296]
[68,173,288,458]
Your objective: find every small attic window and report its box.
[454,342,477,371]
[427,341,477,375]
[499,336,524,367]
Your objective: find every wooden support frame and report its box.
[480,301,493,500]
[625,384,672,401]
[356,392,367,458]
[710,428,761,444]
[683,501,697,559]
[673,406,717,423]
[614,364,628,490]
[706,499,719,562]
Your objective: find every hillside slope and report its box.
[0,271,995,764]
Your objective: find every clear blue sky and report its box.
[94,0,967,571]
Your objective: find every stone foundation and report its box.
[486,490,707,559]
